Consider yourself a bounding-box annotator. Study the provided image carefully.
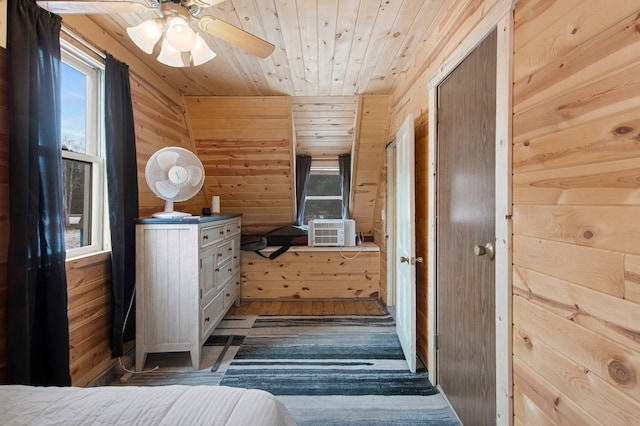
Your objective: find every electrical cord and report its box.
[119,287,159,376]
[339,233,365,260]
[118,357,159,375]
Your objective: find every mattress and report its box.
[0,384,297,425]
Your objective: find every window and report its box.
[61,40,108,257]
[302,160,343,224]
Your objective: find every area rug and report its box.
[206,314,461,425]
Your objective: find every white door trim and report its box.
[426,0,514,424]
[386,141,397,307]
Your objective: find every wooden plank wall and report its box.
[351,95,391,236]
[66,253,113,386]
[183,96,295,235]
[241,248,380,300]
[372,149,388,304]
[0,47,8,383]
[511,1,640,423]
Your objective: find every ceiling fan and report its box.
[37,0,275,67]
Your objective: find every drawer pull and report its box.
[204,317,210,322]
[215,268,220,272]
[220,231,225,235]
[228,247,233,251]
[228,268,233,272]
[218,253,223,257]
[203,235,209,240]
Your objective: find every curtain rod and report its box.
[61,25,105,60]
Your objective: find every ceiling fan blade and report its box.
[37,0,153,14]
[198,16,275,59]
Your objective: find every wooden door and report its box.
[395,113,417,373]
[436,30,497,425]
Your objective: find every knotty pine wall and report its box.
[183,96,296,235]
[511,1,640,423]
[383,0,640,423]
[351,95,390,236]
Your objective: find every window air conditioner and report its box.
[308,219,356,247]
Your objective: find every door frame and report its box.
[386,141,397,308]
[426,0,514,423]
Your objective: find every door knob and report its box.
[400,256,423,264]
[474,242,495,259]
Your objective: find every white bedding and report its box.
[0,385,297,425]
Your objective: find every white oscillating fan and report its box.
[145,146,205,218]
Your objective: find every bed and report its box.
[0,384,297,425]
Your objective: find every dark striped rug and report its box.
[207,314,461,425]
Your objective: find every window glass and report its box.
[62,158,92,249]
[61,63,87,154]
[60,41,107,257]
[303,169,342,224]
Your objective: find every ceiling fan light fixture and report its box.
[165,16,197,52]
[157,39,188,67]
[190,34,216,66]
[127,19,163,54]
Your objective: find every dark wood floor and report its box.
[227,299,388,316]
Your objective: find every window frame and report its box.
[302,161,343,224]
[60,39,110,259]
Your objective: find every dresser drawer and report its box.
[201,291,225,340]
[201,224,225,248]
[224,275,240,310]
[214,260,234,287]
[216,239,234,266]
[225,219,241,238]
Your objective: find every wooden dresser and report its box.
[135,214,241,371]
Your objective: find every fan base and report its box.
[152,211,193,218]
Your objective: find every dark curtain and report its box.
[294,155,312,226]
[339,154,351,219]
[105,54,139,358]
[6,0,71,385]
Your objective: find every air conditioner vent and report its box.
[308,219,356,246]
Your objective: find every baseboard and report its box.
[88,348,135,387]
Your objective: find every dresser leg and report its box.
[136,349,147,372]
[190,347,201,370]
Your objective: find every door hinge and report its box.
[200,289,202,299]
[434,334,439,350]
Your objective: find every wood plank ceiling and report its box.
[61,0,447,156]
